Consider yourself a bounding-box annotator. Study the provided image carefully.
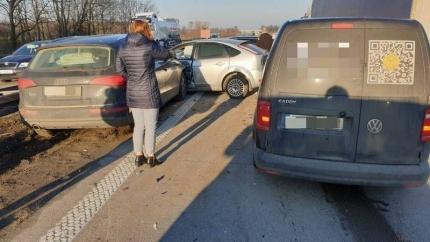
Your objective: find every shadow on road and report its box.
[157,93,243,162]
[159,125,349,242]
[0,138,132,230]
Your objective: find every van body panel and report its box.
[254,18,430,185]
[266,23,365,163]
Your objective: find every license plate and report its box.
[44,86,82,97]
[285,115,307,129]
[0,70,15,74]
[285,115,344,130]
[44,86,66,96]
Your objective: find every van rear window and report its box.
[29,46,112,71]
[276,29,364,97]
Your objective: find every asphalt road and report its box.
[6,93,430,242]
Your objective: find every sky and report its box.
[156,0,313,29]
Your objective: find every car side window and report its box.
[174,44,194,60]
[225,46,241,57]
[197,43,228,59]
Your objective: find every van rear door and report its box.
[267,22,365,162]
[356,22,429,165]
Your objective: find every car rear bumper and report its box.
[254,145,430,187]
[20,107,132,129]
[22,116,131,129]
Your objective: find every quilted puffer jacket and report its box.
[116,33,170,109]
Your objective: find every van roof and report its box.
[282,18,423,31]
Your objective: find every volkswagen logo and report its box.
[367,119,383,134]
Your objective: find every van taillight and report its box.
[331,22,354,29]
[256,100,271,131]
[90,75,126,87]
[18,79,36,89]
[421,109,430,142]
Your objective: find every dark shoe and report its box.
[135,155,146,167]
[148,156,161,168]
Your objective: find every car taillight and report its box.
[421,108,430,142]
[90,75,126,87]
[331,22,354,29]
[256,100,271,131]
[18,78,36,89]
[239,45,258,55]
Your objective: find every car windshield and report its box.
[13,43,40,56]
[29,46,112,71]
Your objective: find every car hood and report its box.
[0,55,33,63]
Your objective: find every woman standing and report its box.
[116,20,171,167]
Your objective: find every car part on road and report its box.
[32,125,55,138]
[225,74,249,99]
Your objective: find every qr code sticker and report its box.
[367,40,415,85]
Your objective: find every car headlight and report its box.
[18,62,29,68]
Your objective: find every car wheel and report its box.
[176,73,187,101]
[225,74,249,99]
[33,128,54,138]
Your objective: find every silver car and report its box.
[172,39,267,98]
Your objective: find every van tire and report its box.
[225,74,249,99]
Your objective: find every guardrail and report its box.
[0,81,19,105]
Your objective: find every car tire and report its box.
[34,128,54,138]
[176,73,187,101]
[225,74,249,99]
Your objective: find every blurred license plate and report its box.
[44,86,82,97]
[0,70,15,74]
[285,115,344,130]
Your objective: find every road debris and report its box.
[19,159,31,166]
[156,175,165,183]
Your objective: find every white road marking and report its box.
[39,93,203,242]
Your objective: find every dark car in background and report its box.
[254,18,430,186]
[0,40,51,81]
[18,34,186,137]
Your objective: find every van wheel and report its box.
[225,74,249,99]
[34,128,54,138]
[176,73,187,101]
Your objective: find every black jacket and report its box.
[116,33,170,109]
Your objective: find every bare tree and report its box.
[0,0,158,50]
[0,0,26,48]
[117,0,157,32]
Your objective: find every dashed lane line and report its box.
[39,93,203,242]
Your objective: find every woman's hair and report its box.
[130,20,153,40]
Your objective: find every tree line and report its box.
[0,0,156,50]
